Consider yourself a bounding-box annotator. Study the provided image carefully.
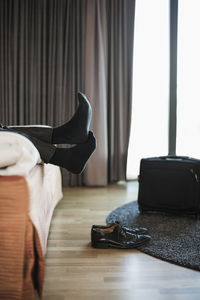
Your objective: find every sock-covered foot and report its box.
[52,92,92,144]
[49,131,96,174]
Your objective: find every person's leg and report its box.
[0,127,56,163]
[49,131,96,174]
[20,129,96,174]
[1,126,96,174]
[6,125,53,144]
[4,92,92,145]
[26,134,57,163]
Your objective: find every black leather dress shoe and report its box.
[91,224,151,249]
[92,222,148,235]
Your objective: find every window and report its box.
[127,0,200,179]
[127,0,169,179]
[176,0,200,158]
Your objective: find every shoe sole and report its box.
[91,238,150,249]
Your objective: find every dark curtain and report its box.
[84,0,135,185]
[0,0,87,186]
[107,0,135,182]
[0,0,135,186]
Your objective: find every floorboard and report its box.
[44,182,200,300]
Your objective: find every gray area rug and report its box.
[106,201,200,271]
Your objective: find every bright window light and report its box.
[127,0,169,179]
[176,0,200,158]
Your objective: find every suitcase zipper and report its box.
[190,169,199,183]
[190,169,200,214]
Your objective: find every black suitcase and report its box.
[138,156,200,215]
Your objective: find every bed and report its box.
[0,131,63,299]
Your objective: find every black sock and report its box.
[52,92,92,144]
[49,131,96,174]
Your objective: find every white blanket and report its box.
[0,132,41,176]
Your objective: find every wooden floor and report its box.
[44,182,200,300]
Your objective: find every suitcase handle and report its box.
[160,155,190,160]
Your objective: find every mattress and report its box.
[0,131,63,299]
[27,163,63,255]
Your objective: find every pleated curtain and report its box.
[0,0,135,186]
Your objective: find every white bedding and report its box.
[0,131,63,254]
[0,132,41,176]
[26,164,63,254]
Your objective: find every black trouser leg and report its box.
[7,125,53,144]
[0,126,56,163]
[24,134,56,163]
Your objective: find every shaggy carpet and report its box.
[106,201,200,271]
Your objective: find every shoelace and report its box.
[113,221,139,239]
[119,228,128,238]
[116,224,133,238]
